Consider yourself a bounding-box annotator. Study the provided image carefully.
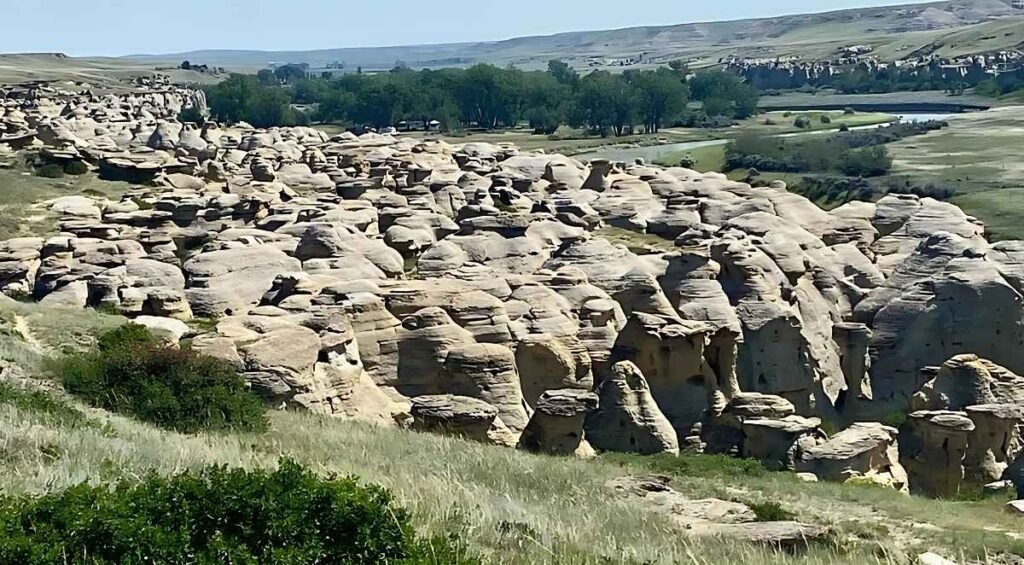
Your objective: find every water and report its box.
[574,112,954,163]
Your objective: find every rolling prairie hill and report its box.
[0,53,221,89]
[122,0,1024,71]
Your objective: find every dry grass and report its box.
[0,294,1021,564]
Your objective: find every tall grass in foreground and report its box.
[4,391,1019,564]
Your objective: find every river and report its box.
[574,112,954,163]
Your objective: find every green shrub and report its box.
[838,145,893,177]
[96,322,155,352]
[63,161,89,176]
[177,106,205,124]
[0,459,473,564]
[880,411,908,429]
[820,114,832,124]
[843,107,856,115]
[58,325,267,433]
[793,116,812,129]
[742,500,796,522]
[34,164,64,179]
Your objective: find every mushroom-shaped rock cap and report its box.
[536,389,599,417]
[411,395,498,425]
[908,410,976,432]
[401,307,457,330]
[725,393,797,420]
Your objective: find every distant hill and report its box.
[124,0,1023,72]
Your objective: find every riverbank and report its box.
[337,111,897,162]
[758,90,994,113]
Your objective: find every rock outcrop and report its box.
[7,81,1024,497]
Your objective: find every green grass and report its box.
[654,144,726,170]
[0,162,131,240]
[0,382,94,429]
[887,106,1024,240]
[595,226,678,254]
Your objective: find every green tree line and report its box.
[200,61,758,135]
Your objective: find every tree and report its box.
[454,64,520,129]
[256,68,276,85]
[205,74,302,128]
[273,64,308,84]
[547,59,579,86]
[628,68,689,133]
[576,71,637,137]
[690,70,759,119]
[523,72,569,134]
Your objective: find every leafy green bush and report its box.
[793,116,812,129]
[0,459,473,564]
[57,324,267,433]
[177,106,205,124]
[34,164,64,179]
[838,145,893,177]
[96,322,155,352]
[63,161,89,176]
[742,500,796,522]
[820,114,832,124]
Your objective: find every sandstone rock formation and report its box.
[6,80,1024,497]
[585,361,680,455]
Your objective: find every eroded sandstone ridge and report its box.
[4,81,1024,497]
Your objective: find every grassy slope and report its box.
[887,106,1024,240]
[119,6,1024,72]
[0,159,132,240]
[1,299,1023,564]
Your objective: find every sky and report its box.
[4,0,938,56]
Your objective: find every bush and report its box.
[742,500,796,522]
[820,114,832,124]
[838,145,893,177]
[178,106,205,124]
[58,324,267,433]
[0,459,472,564]
[97,322,155,352]
[793,116,812,129]
[839,123,850,132]
[843,107,856,115]
[63,161,89,176]
[34,164,64,179]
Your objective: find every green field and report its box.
[887,106,1024,241]
[375,111,895,162]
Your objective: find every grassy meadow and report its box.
[887,106,1024,241]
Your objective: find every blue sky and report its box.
[4,0,935,56]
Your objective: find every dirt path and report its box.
[14,315,44,351]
